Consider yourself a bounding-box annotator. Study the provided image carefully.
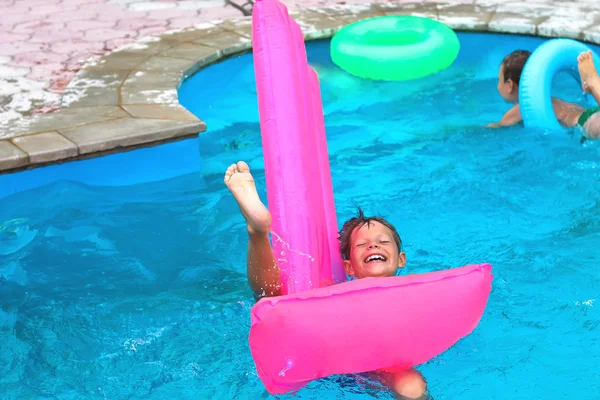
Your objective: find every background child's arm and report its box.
[486,104,522,128]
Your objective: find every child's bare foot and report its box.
[224,161,271,235]
[577,51,600,94]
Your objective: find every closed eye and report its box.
[356,243,366,247]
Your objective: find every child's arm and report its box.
[486,104,522,128]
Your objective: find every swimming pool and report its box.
[1,32,599,399]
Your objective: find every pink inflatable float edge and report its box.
[249,263,493,394]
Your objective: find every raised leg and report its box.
[224,161,282,298]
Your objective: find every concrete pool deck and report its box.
[1,0,599,173]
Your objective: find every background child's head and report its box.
[338,207,406,279]
[497,50,531,103]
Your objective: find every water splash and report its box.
[270,230,315,263]
[575,299,595,307]
[123,325,173,353]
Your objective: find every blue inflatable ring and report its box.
[520,39,600,130]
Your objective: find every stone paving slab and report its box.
[122,104,199,120]
[538,6,600,40]
[59,117,205,155]
[375,2,438,20]
[437,3,496,31]
[2,0,600,174]
[120,87,180,105]
[71,70,130,88]
[112,37,182,56]
[161,24,229,43]
[309,4,384,24]
[84,51,152,71]
[218,18,254,38]
[137,56,195,73]
[291,6,383,40]
[12,131,78,164]
[191,29,252,54]
[63,87,121,108]
[122,70,182,89]
[0,141,28,171]
[159,43,218,61]
[8,106,128,138]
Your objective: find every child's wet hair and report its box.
[502,50,532,84]
[338,207,402,260]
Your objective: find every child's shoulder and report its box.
[506,103,521,116]
[496,103,522,127]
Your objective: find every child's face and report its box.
[343,221,406,279]
[497,65,518,103]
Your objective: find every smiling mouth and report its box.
[364,254,387,263]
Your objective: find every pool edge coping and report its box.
[1,0,599,174]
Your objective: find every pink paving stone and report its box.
[3,8,36,18]
[116,17,167,30]
[61,0,107,5]
[0,32,31,44]
[26,63,66,81]
[78,2,131,14]
[13,51,67,67]
[46,9,100,22]
[145,8,200,19]
[29,3,74,15]
[50,39,108,55]
[28,29,84,43]
[97,13,139,24]
[198,6,243,20]
[2,5,31,15]
[0,12,47,28]
[18,0,55,6]
[129,2,178,12]
[66,20,117,31]
[85,27,139,41]
[0,42,44,56]
[13,20,66,33]
[96,9,139,23]
[52,1,81,11]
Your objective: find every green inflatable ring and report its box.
[330,16,460,81]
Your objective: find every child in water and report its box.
[224,161,430,400]
[488,49,600,139]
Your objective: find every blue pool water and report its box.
[1,32,600,399]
